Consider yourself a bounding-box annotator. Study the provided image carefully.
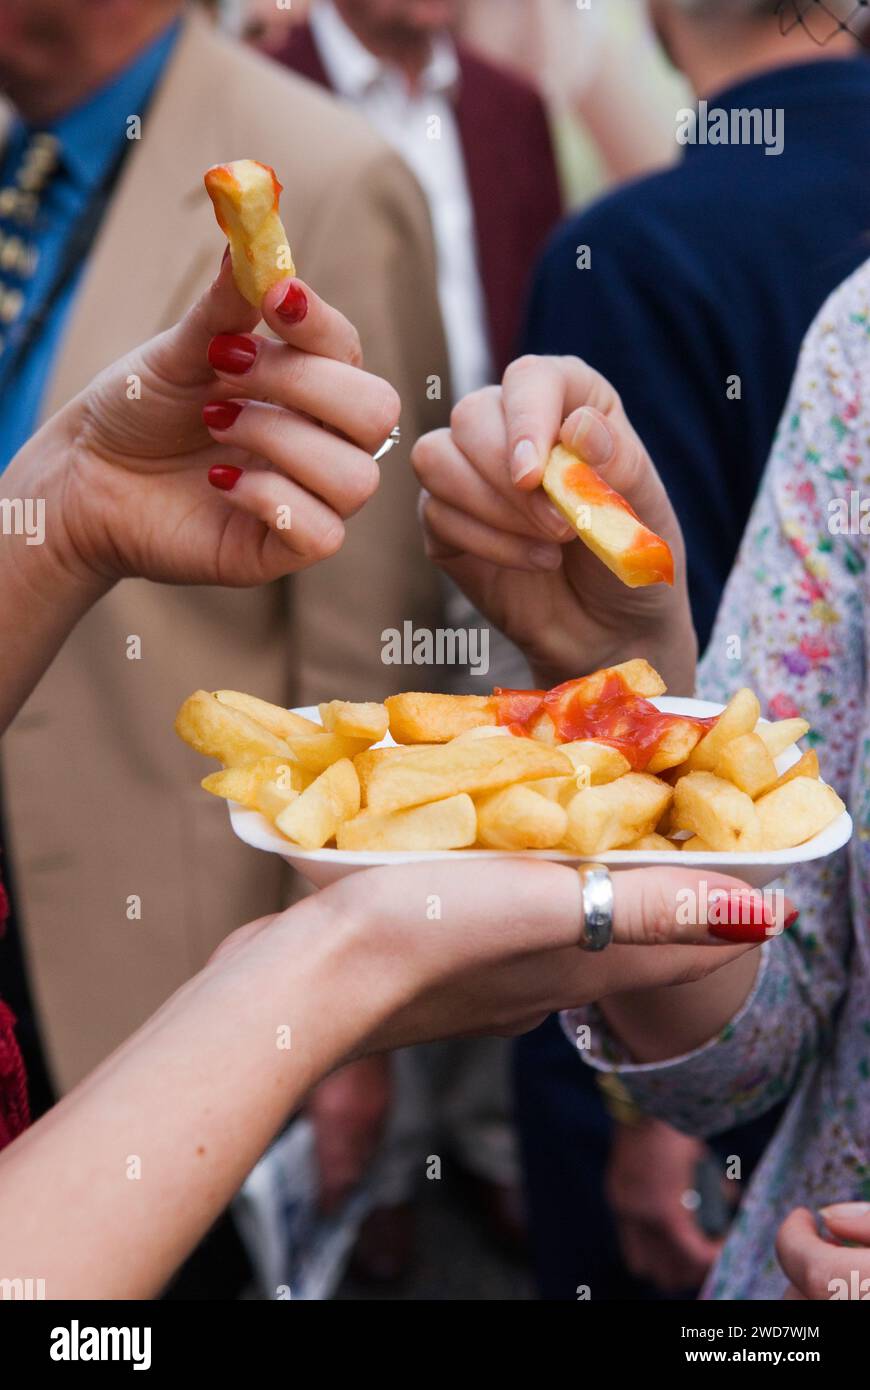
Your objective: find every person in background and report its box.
[268,0,563,1284]
[456,0,687,198]
[502,0,870,1301]
[270,0,562,393]
[559,253,870,1298]
[0,0,449,1296]
[412,256,870,1300]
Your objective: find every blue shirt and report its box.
[0,20,180,468]
[521,58,870,651]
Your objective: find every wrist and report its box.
[3,401,113,611]
[280,879,413,1062]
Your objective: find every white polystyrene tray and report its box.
[227,699,852,890]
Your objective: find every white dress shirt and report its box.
[309,0,493,400]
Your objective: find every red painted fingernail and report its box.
[203,400,244,431]
[208,333,257,374]
[707,890,779,943]
[208,464,243,492]
[275,280,308,324]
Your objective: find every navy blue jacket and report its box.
[522,59,870,650]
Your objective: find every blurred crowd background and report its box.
[1,0,867,1301]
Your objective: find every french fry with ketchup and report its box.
[385,659,664,746]
[204,159,295,308]
[543,443,674,589]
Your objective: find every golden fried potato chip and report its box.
[385,691,494,744]
[768,748,820,793]
[625,832,675,852]
[214,690,320,738]
[672,771,761,852]
[523,776,577,806]
[646,719,705,774]
[365,738,571,815]
[684,689,761,773]
[476,784,568,850]
[542,444,674,589]
[201,756,307,818]
[755,718,810,759]
[175,691,291,765]
[682,834,712,852]
[285,731,374,774]
[275,759,360,849]
[563,774,672,855]
[714,732,778,799]
[336,794,476,852]
[319,701,389,741]
[754,777,844,851]
[204,159,294,308]
[560,741,632,785]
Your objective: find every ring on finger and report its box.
[577,863,614,952]
[373,425,401,461]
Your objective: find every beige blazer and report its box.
[0,9,450,1090]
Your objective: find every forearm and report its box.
[0,409,109,733]
[0,891,393,1298]
[598,951,761,1064]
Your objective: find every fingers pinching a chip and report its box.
[204,159,294,308]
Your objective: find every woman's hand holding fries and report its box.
[412,355,696,692]
[338,860,780,1053]
[0,260,397,731]
[0,856,773,1299]
[9,256,398,595]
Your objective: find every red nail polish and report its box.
[203,400,244,431]
[208,334,257,374]
[275,280,308,324]
[707,891,778,944]
[208,464,243,492]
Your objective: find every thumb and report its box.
[141,252,260,390]
[501,355,571,490]
[611,867,796,947]
[819,1202,870,1245]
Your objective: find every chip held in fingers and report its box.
[543,443,674,588]
[204,159,295,308]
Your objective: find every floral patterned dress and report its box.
[564,258,870,1299]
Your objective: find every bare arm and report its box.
[0,859,761,1297]
[0,412,109,735]
[597,953,761,1064]
[0,894,370,1298]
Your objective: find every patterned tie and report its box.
[0,130,60,360]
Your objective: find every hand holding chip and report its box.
[10,161,399,600]
[412,354,695,691]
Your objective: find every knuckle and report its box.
[279,346,310,394]
[411,429,447,482]
[369,380,401,441]
[450,385,498,437]
[503,353,540,385]
[345,326,363,368]
[347,459,380,511]
[641,877,677,946]
[317,516,346,559]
